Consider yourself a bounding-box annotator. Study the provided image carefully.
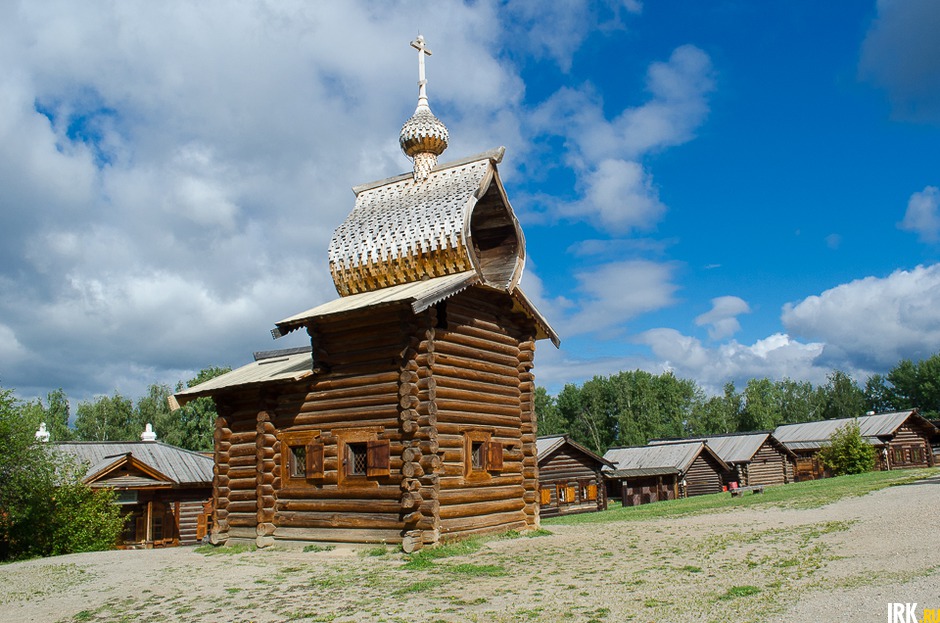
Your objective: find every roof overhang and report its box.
[272,271,560,347]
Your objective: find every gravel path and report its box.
[2,473,938,623]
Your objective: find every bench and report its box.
[729,485,765,497]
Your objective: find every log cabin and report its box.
[172,37,558,552]
[54,430,213,548]
[602,442,728,506]
[773,410,937,480]
[650,432,796,488]
[536,435,613,517]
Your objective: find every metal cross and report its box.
[411,35,432,108]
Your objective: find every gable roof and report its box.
[650,432,796,464]
[536,434,614,468]
[54,441,213,487]
[603,442,726,477]
[773,410,936,451]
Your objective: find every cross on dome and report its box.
[399,34,449,182]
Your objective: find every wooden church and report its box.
[174,37,558,552]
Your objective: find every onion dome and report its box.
[400,35,448,181]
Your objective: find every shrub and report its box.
[818,420,876,476]
[1,387,123,560]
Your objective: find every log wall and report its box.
[432,289,533,539]
[538,445,606,516]
[210,285,539,548]
[885,424,935,469]
[684,452,726,497]
[742,442,794,486]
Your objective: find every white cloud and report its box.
[898,186,940,242]
[0,1,542,401]
[529,44,714,231]
[695,296,751,340]
[560,159,666,233]
[502,0,641,72]
[637,329,828,394]
[564,260,679,336]
[782,264,940,370]
[859,0,940,123]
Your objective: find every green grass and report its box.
[545,468,938,525]
[719,585,762,600]
[193,542,257,555]
[302,544,335,553]
[402,538,483,569]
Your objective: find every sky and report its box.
[2,0,939,404]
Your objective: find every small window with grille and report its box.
[290,445,307,478]
[347,442,368,476]
[471,441,485,470]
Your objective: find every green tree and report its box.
[688,382,740,436]
[0,385,122,560]
[534,386,566,437]
[864,374,894,414]
[166,366,231,452]
[738,378,782,431]
[885,353,940,419]
[818,370,866,421]
[817,420,876,476]
[74,392,140,441]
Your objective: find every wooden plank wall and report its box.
[433,289,531,539]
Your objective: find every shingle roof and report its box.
[272,273,559,346]
[772,411,933,451]
[650,432,792,464]
[173,348,314,406]
[603,442,713,475]
[54,442,213,486]
[328,148,525,296]
[536,434,614,467]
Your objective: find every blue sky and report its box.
[1,0,939,402]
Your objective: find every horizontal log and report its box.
[436,409,521,428]
[435,388,519,409]
[433,374,520,398]
[226,500,257,514]
[277,511,403,530]
[433,353,520,378]
[435,340,519,369]
[306,381,398,403]
[273,526,403,544]
[277,499,402,514]
[443,331,520,358]
[293,409,399,426]
[279,486,402,500]
[299,392,396,413]
[439,497,525,520]
[437,484,525,506]
[439,510,527,536]
[228,477,256,491]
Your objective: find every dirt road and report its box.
[3,474,938,623]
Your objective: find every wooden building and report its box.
[773,410,938,480]
[602,442,728,505]
[55,434,213,548]
[651,432,796,487]
[173,38,558,552]
[536,435,613,517]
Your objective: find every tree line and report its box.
[16,366,230,452]
[536,353,940,456]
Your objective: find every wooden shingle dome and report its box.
[328,148,525,296]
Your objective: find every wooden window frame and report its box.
[279,429,322,484]
[539,486,552,506]
[463,430,503,481]
[336,428,389,488]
